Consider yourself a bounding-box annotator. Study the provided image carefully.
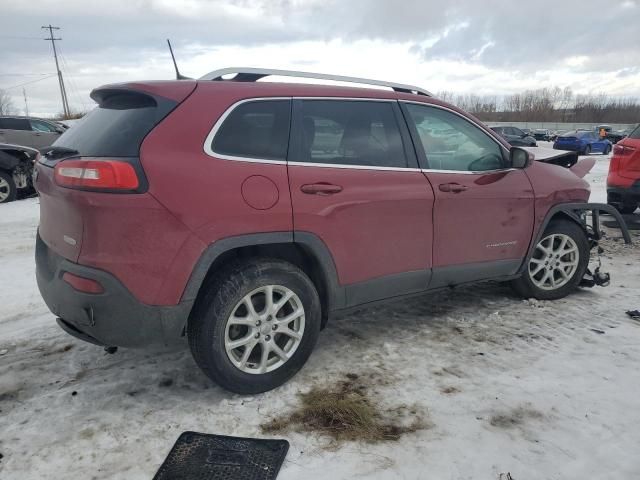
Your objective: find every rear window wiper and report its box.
[40,146,79,159]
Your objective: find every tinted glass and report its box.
[212,100,291,160]
[53,91,176,156]
[512,127,524,136]
[0,118,31,131]
[297,100,407,168]
[30,120,57,132]
[405,103,505,172]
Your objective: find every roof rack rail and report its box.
[199,67,432,97]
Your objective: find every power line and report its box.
[1,74,58,90]
[42,24,70,117]
[0,35,44,40]
[0,73,53,77]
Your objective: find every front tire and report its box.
[583,145,591,155]
[188,258,321,394]
[603,144,611,155]
[511,220,590,300]
[0,171,17,204]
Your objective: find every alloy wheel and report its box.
[0,177,11,202]
[224,285,305,374]
[528,233,580,290]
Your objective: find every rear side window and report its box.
[295,100,407,168]
[53,90,177,157]
[211,100,291,161]
[0,118,31,131]
[629,125,640,139]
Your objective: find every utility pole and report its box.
[42,24,70,118]
[23,88,29,117]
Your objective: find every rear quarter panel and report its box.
[139,83,294,304]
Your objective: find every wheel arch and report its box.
[518,201,632,276]
[181,232,344,331]
[518,205,587,275]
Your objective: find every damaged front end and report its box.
[521,147,632,288]
[559,203,632,288]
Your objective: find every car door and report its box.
[401,102,535,288]
[29,119,62,148]
[0,117,33,146]
[287,99,435,306]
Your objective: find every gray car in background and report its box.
[0,116,67,149]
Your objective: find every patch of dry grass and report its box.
[261,374,428,443]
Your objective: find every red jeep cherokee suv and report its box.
[35,68,629,394]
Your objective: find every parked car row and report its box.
[0,116,72,203]
[489,125,637,146]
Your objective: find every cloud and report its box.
[0,0,638,116]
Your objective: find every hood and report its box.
[520,146,595,178]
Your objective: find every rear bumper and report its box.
[607,181,640,205]
[35,232,193,347]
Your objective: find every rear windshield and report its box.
[628,125,640,140]
[53,90,177,157]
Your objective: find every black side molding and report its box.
[180,231,346,311]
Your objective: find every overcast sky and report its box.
[1,0,639,117]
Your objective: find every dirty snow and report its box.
[1,150,639,479]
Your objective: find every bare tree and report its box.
[0,89,15,115]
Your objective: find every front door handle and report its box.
[300,183,343,195]
[439,183,468,193]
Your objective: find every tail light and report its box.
[54,159,139,191]
[613,144,635,156]
[62,272,104,294]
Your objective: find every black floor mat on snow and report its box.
[153,432,289,480]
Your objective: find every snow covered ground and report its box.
[1,151,639,479]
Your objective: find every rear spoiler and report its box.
[521,146,595,178]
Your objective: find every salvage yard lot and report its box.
[1,151,639,479]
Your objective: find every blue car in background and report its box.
[553,130,612,155]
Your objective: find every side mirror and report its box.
[510,147,533,169]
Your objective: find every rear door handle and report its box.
[438,183,468,193]
[300,183,343,195]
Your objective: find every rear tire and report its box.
[603,144,611,155]
[511,220,590,300]
[188,258,321,394]
[0,171,17,204]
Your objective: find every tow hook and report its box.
[581,266,610,288]
[580,244,610,288]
